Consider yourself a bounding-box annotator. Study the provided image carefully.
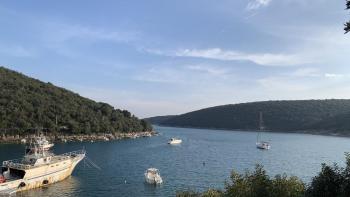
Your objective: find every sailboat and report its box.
[256,112,271,150]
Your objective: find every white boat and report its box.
[256,141,271,150]
[168,138,182,144]
[144,168,163,185]
[256,112,270,150]
[0,135,85,195]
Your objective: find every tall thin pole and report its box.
[257,111,264,142]
[259,112,264,130]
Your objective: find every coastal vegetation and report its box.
[0,66,152,135]
[147,100,350,135]
[177,154,350,197]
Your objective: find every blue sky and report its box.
[0,0,349,118]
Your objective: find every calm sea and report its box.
[2,125,350,196]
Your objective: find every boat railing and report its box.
[2,158,32,170]
[58,149,86,157]
[2,149,86,170]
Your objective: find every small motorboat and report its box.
[168,138,182,145]
[144,168,163,185]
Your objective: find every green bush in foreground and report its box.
[306,153,350,197]
[176,189,222,197]
[176,165,304,197]
[224,165,305,197]
[177,154,350,197]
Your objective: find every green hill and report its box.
[149,100,350,134]
[0,66,152,135]
[144,115,177,125]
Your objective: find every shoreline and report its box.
[0,131,157,144]
[155,124,350,138]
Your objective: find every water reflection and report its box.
[17,176,81,197]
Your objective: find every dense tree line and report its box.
[144,115,177,125]
[177,154,350,197]
[0,66,152,135]
[149,100,350,134]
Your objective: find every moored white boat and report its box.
[168,138,182,144]
[144,168,163,185]
[256,141,271,150]
[0,135,85,195]
[256,112,271,150]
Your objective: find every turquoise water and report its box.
[2,126,350,196]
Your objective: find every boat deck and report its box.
[2,150,85,170]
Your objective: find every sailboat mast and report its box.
[257,112,263,142]
[259,111,264,130]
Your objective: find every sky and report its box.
[0,0,349,118]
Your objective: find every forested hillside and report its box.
[0,66,152,134]
[149,100,350,134]
[144,115,177,125]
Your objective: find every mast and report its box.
[257,112,264,142]
[259,112,264,131]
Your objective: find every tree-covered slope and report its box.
[156,100,350,133]
[0,66,152,134]
[144,115,177,125]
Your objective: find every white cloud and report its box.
[43,22,140,44]
[173,48,310,66]
[261,25,350,68]
[246,0,272,10]
[38,22,141,58]
[324,73,345,79]
[185,64,229,76]
[133,67,187,84]
[292,67,320,77]
[258,76,310,92]
[133,62,233,84]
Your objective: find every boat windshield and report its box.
[147,169,159,174]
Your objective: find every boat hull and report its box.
[168,140,182,145]
[144,173,163,185]
[0,153,84,195]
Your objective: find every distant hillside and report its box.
[0,66,152,134]
[149,100,350,134]
[144,115,177,125]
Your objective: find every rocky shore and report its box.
[0,131,157,144]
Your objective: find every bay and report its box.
[2,125,350,196]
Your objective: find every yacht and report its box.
[256,141,271,150]
[168,138,182,145]
[0,135,85,195]
[144,168,163,185]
